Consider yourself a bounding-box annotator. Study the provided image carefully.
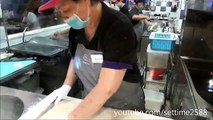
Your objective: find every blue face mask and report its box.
[138,5,144,11]
[66,14,90,30]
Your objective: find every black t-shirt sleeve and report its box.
[129,7,139,25]
[130,7,139,16]
[102,19,137,69]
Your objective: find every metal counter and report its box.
[181,60,213,118]
[0,86,45,115]
[0,86,173,120]
[170,59,213,119]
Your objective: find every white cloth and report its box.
[104,1,110,7]
[110,4,120,11]
[22,12,40,30]
[18,91,58,119]
[103,1,120,11]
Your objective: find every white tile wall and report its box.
[151,1,178,14]
[175,0,186,32]
[161,1,167,6]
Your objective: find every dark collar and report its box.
[77,2,109,44]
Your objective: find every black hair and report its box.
[72,0,103,5]
[42,8,55,15]
[134,0,145,4]
[117,0,126,3]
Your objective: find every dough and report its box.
[40,98,146,119]
[39,99,79,119]
[39,99,114,119]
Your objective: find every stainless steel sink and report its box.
[0,95,24,119]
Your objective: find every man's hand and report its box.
[52,85,71,105]
[144,15,150,20]
[50,31,61,40]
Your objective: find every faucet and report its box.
[22,27,28,43]
[162,23,166,32]
[162,22,169,32]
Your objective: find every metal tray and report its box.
[9,36,68,57]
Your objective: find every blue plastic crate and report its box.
[151,39,175,51]
[149,32,178,51]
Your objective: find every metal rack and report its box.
[142,41,181,113]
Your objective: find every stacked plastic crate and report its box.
[145,32,178,112]
[147,32,178,80]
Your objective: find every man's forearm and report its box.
[132,15,147,21]
[69,84,114,119]
[69,68,126,119]
[64,59,78,86]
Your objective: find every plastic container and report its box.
[144,89,164,111]
[147,44,169,69]
[149,68,166,80]
[149,32,178,51]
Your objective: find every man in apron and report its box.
[39,0,145,119]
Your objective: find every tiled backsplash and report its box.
[151,1,177,13]
[148,0,186,32]
[149,0,179,14]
